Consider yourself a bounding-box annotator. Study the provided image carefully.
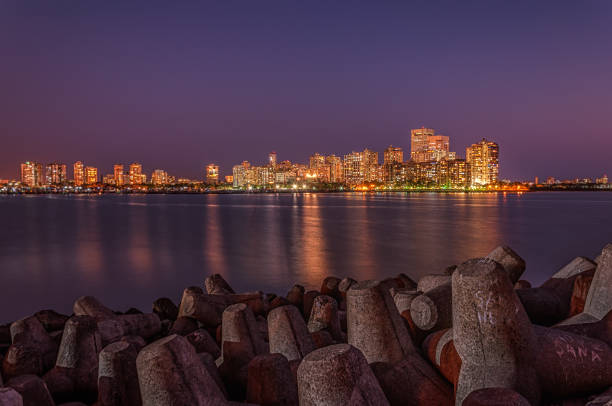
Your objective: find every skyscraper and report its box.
[268,151,277,168]
[326,155,343,183]
[20,161,43,187]
[73,161,84,186]
[129,163,143,185]
[343,149,378,185]
[45,163,67,185]
[151,169,168,185]
[466,138,499,186]
[383,146,403,164]
[113,164,124,186]
[206,164,219,184]
[410,128,451,162]
[85,166,98,185]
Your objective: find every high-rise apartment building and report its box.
[151,169,168,185]
[466,138,499,186]
[85,166,98,185]
[129,163,144,185]
[383,146,403,164]
[73,161,85,186]
[20,161,43,187]
[206,164,219,184]
[326,155,343,183]
[233,161,251,188]
[343,149,378,185]
[45,163,67,185]
[268,152,277,168]
[113,164,124,186]
[410,128,452,163]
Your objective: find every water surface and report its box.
[1,192,610,323]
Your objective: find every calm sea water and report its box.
[1,192,611,323]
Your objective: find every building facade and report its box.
[73,161,85,186]
[85,166,98,185]
[206,164,220,184]
[21,161,43,187]
[113,164,125,186]
[466,138,499,186]
[45,163,67,185]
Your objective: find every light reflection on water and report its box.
[0,192,611,322]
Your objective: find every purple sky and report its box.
[1,1,611,181]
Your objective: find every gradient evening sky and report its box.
[1,1,611,181]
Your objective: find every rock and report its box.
[514,280,532,290]
[177,289,227,327]
[485,245,526,284]
[268,305,315,361]
[136,334,226,405]
[152,297,179,321]
[463,388,530,406]
[73,296,116,321]
[586,386,612,406]
[186,329,221,358]
[198,352,228,398]
[0,387,23,406]
[43,316,102,403]
[452,258,540,406]
[551,256,598,279]
[219,303,268,400]
[320,277,342,302]
[310,330,334,349]
[205,273,235,295]
[410,282,453,333]
[307,295,344,342]
[396,273,418,290]
[391,289,428,346]
[286,285,305,309]
[2,344,44,380]
[169,316,199,336]
[338,278,357,299]
[303,291,321,320]
[246,353,298,406]
[569,270,596,317]
[371,352,453,405]
[6,375,54,406]
[417,275,451,293]
[560,244,612,325]
[98,341,141,406]
[553,309,612,347]
[347,280,415,364]
[35,310,69,332]
[297,343,389,406]
[422,328,460,386]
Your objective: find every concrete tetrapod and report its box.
[268,305,315,362]
[410,282,453,333]
[307,295,345,342]
[452,258,540,406]
[296,344,389,406]
[462,388,530,406]
[98,341,141,406]
[136,334,226,406]
[485,246,526,284]
[6,375,54,406]
[0,387,23,406]
[246,353,298,406]
[347,280,414,364]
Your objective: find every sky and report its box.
[1,1,611,181]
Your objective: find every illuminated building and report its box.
[45,163,67,185]
[309,153,326,169]
[225,175,233,184]
[410,128,453,162]
[383,146,403,164]
[596,174,609,184]
[466,138,499,186]
[151,169,169,185]
[268,151,277,168]
[20,161,43,187]
[73,161,85,186]
[326,155,343,183]
[113,164,125,186]
[102,174,115,184]
[129,163,145,185]
[233,161,251,188]
[309,153,331,182]
[343,149,378,185]
[206,164,219,184]
[85,166,98,185]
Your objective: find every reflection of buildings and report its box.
[21,161,43,187]
[466,138,499,186]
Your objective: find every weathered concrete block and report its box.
[391,289,428,346]
[516,287,566,326]
[152,297,179,321]
[73,296,116,321]
[452,258,540,406]
[10,316,58,370]
[396,273,418,290]
[205,273,235,295]
[462,388,530,406]
[268,305,315,361]
[585,386,612,406]
[347,280,415,364]
[307,295,345,342]
[302,291,320,321]
[97,313,161,345]
[44,315,102,403]
[2,344,44,381]
[35,310,69,333]
[550,256,597,280]
[169,316,199,336]
[6,375,54,406]
[485,246,526,284]
[320,277,342,302]
[0,387,23,406]
[410,282,453,332]
[286,284,305,309]
[198,352,228,399]
[569,270,596,317]
[136,334,226,405]
[246,353,298,406]
[514,280,531,290]
[422,328,460,386]
[310,330,334,349]
[553,309,612,347]
[371,352,453,406]
[417,275,451,293]
[186,328,221,358]
[178,289,227,326]
[297,344,389,406]
[98,341,141,406]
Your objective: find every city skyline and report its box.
[2,2,611,181]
